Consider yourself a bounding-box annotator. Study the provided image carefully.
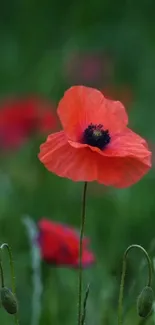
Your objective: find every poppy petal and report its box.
[102,128,151,159]
[39,130,95,179]
[38,218,95,268]
[57,86,128,141]
[96,156,151,188]
[38,229,61,260]
[81,250,95,267]
[69,128,151,160]
[39,131,150,187]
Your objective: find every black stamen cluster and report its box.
[83,123,111,150]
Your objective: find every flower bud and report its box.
[137,286,154,318]
[0,287,18,314]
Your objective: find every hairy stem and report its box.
[81,284,90,325]
[0,261,4,287]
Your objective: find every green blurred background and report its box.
[0,0,155,324]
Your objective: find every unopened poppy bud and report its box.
[137,286,154,318]
[0,287,18,314]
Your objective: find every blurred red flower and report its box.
[0,96,57,150]
[38,86,151,188]
[38,218,95,268]
[65,51,113,86]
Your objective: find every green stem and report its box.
[78,182,88,325]
[81,284,90,325]
[118,244,152,325]
[0,261,4,287]
[0,244,16,294]
[0,243,19,325]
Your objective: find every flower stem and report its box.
[81,283,90,325]
[78,182,88,325]
[0,261,4,287]
[0,243,19,325]
[118,244,152,325]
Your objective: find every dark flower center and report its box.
[83,123,111,150]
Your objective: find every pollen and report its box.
[83,123,111,150]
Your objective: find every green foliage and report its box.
[0,0,155,324]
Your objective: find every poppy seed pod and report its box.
[0,287,18,314]
[137,286,154,318]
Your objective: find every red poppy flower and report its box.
[38,218,95,268]
[38,86,151,188]
[0,96,57,150]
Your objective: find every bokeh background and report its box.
[0,1,155,324]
